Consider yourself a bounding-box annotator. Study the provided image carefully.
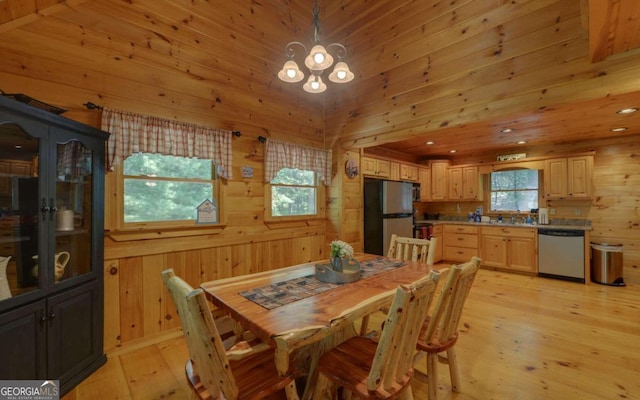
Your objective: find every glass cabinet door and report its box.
[54,141,93,283]
[0,123,40,302]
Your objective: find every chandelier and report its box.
[277,1,354,94]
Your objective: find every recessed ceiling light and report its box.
[611,127,628,132]
[15,145,22,149]
[500,128,513,133]
[617,108,638,115]
[449,150,457,153]
[517,140,527,144]
[425,141,435,145]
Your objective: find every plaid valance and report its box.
[264,138,332,185]
[101,108,233,179]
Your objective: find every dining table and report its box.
[200,253,447,399]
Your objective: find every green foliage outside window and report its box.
[271,168,317,217]
[123,153,215,223]
[490,169,539,212]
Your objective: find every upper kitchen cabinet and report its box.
[430,161,449,200]
[567,156,594,198]
[448,167,463,199]
[462,166,481,200]
[0,96,108,395]
[448,165,480,201]
[389,162,400,181]
[400,163,418,182]
[418,167,431,201]
[544,155,593,199]
[362,156,391,179]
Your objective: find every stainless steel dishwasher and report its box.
[538,229,585,283]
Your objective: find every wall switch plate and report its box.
[550,208,556,215]
[574,208,582,215]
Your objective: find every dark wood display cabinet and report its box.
[0,95,108,395]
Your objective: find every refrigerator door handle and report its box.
[383,212,413,219]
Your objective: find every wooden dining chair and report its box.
[414,256,481,399]
[359,234,438,335]
[387,233,438,265]
[311,270,441,400]
[161,269,300,400]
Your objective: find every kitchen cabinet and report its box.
[449,166,480,200]
[418,167,431,201]
[431,161,449,200]
[0,96,108,395]
[443,224,479,262]
[400,163,418,182]
[431,224,443,263]
[480,226,537,273]
[462,166,481,200]
[544,156,593,199]
[390,162,400,181]
[362,156,391,178]
[567,156,593,198]
[448,167,463,199]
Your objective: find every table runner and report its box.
[238,257,406,310]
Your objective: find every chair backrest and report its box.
[162,269,237,399]
[422,256,481,345]
[367,270,440,392]
[387,234,438,265]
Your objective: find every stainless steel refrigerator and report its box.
[364,179,414,256]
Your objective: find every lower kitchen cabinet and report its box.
[431,225,443,263]
[443,224,479,262]
[480,226,537,273]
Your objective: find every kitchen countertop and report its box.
[414,219,592,231]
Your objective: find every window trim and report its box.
[104,155,227,239]
[264,169,325,223]
[488,168,540,213]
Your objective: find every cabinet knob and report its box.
[39,310,47,329]
[49,198,57,221]
[48,307,56,327]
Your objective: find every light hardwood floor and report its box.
[63,268,640,400]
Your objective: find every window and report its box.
[490,169,539,212]
[123,153,218,224]
[269,168,318,217]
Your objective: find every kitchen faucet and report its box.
[510,215,516,224]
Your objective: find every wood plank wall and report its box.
[101,135,329,351]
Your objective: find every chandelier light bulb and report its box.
[305,44,333,71]
[303,75,327,93]
[277,60,304,83]
[328,61,354,83]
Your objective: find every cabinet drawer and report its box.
[444,234,478,248]
[482,226,536,238]
[444,224,478,234]
[432,225,443,235]
[444,246,479,262]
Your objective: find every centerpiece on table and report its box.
[315,240,361,283]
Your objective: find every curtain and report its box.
[101,108,233,179]
[264,138,332,185]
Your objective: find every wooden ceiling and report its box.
[1,0,640,162]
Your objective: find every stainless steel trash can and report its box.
[590,242,625,286]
